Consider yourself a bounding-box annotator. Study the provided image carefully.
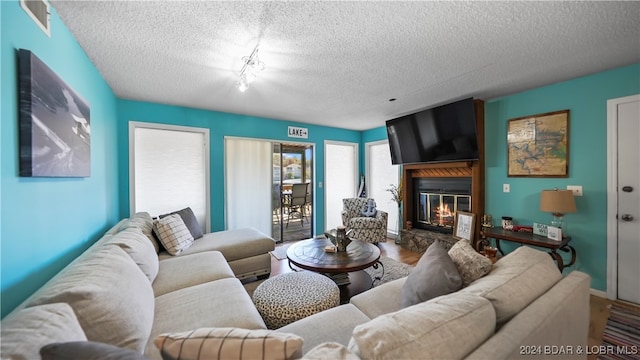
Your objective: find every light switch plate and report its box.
[503,184,510,193]
[567,185,582,196]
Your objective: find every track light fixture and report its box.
[237,45,265,92]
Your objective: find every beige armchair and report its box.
[341,198,388,244]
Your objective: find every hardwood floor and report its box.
[269,238,636,355]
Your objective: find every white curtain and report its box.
[225,138,272,234]
[367,141,400,234]
[132,125,209,232]
[325,141,358,231]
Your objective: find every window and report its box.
[366,141,400,234]
[130,122,210,232]
[324,141,358,231]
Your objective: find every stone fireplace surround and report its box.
[399,100,485,253]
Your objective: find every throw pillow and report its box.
[154,214,194,255]
[154,327,303,360]
[360,199,377,217]
[401,240,462,307]
[159,207,204,240]
[448,240,493,286]
[40,341,149,360]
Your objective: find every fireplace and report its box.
[400,99,485,252]
[414,178,472,233]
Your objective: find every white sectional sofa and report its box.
[1,212,275,360]
[1,212,591,360]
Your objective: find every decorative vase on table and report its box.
[395,205,402,244]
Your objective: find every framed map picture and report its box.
[507,110,569,177]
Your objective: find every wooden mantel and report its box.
[401,100,485,248]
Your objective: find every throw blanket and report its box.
[361,199,377,217]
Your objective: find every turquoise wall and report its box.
[116,100,361,233]
[485,63,640,291]
[0,1,120,317]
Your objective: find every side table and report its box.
[480,228,576,272]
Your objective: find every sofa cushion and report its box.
[401,240,462,307]
[0,303,87,360]
[152,251,235,297]
[448,239,492,286]
[26,246,155,353]
[349,278,406,319]
[154,328,303,360]
[105,226,159,282]
[158,228,275,262]
[154,214,194,255]
[147,278,267,358]
[302,342,360,360]
[348,293,495,360]
[120,211,159,253]
[40,341,149,360]
[277,304,371,355]
[465,271,591,360]
[159,207,204,240]
[459,246,562,326]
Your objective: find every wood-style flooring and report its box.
[268,238,638,358]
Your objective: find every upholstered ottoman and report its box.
[252,271,340,329]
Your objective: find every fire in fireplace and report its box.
[414,178,472,233]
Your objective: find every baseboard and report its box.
[590,288,608,299]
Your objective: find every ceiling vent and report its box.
[20,0,51,37]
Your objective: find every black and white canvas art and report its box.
[18,49,91,177]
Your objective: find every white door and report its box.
[607,94,640,304]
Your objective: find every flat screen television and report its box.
[386,98,479,165]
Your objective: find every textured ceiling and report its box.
[51,1,640,130]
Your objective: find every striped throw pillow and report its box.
[154,214,194,255]
[154,328,303,360]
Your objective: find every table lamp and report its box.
[540,189,577,231]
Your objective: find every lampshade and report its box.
[540,189,577,215]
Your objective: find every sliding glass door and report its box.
[225,137,313,242]
[272,143,313,242]
[225,138,272,234]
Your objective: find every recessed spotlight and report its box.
[389,98,397,102]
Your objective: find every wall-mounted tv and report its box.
[386,98,478,165]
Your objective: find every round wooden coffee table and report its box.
[286,237,382,303]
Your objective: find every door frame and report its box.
[606,94,640,300]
